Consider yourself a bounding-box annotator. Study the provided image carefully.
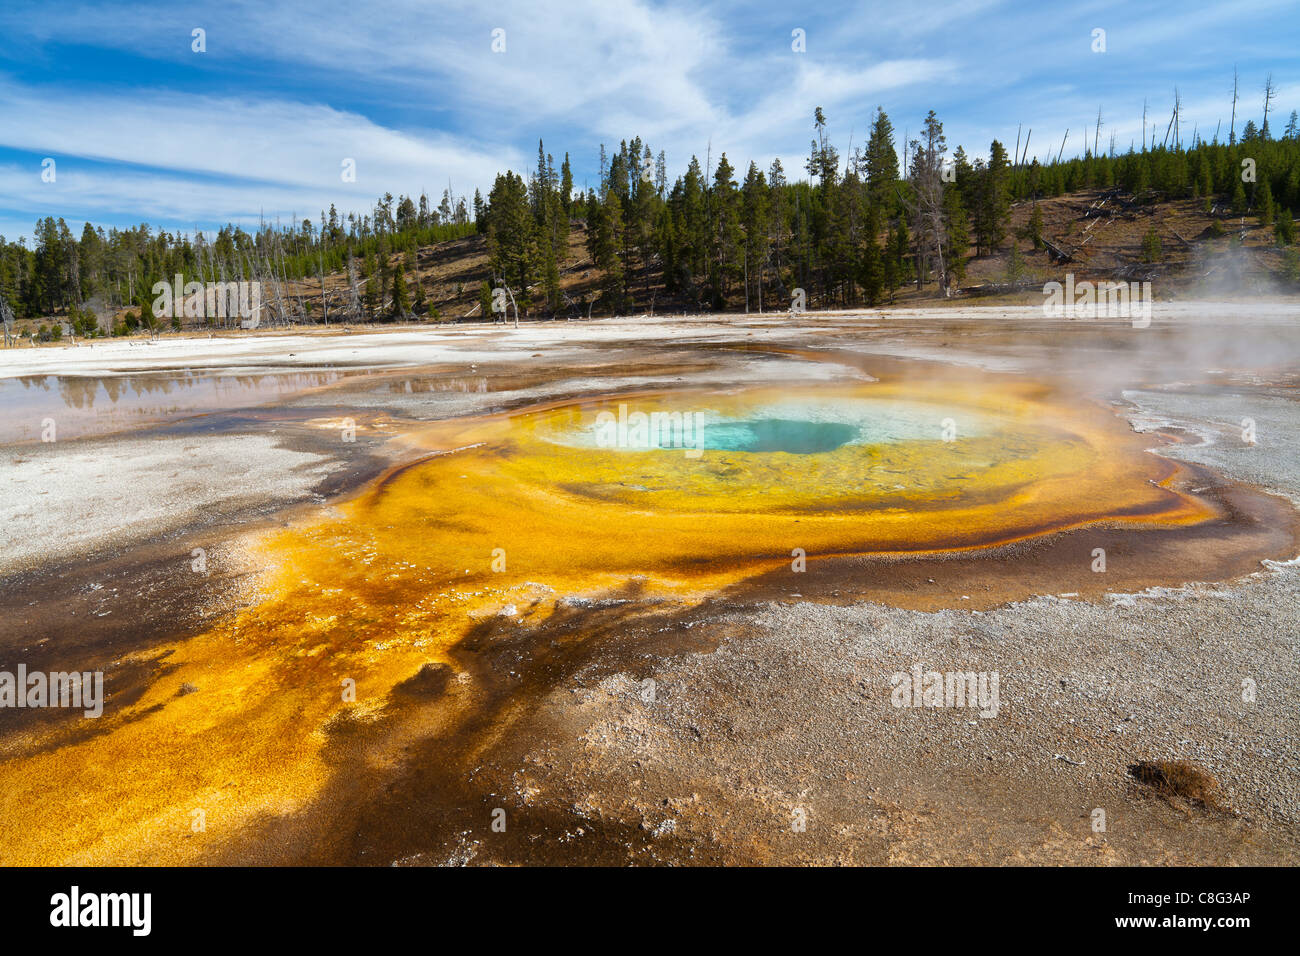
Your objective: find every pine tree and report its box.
[741,161,770,309]
[974,140,1011,254]
[943,184,970,284]
[362,252,379,319]
[542,240,560,313]
[709,154,742,307]
[1004,242,1026,281]
[560,153,574,217]
[860,226,885,306]
[680,157,708,287]
[473,189,486,233]
[865,107,900,210]
[587,188,625,313]
[1025,201,1045,250]
[1141,227,1162,263]
[1232,178,1248,214]
[486,171,537,297]
[411,261,426,315]
[767,158,789,293]
[390,260,411,318]
[1275,209,1295,245]
[886,221,909,299]
[1258,175,1275,225]
[630,143,659,305]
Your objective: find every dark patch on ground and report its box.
[726,463,1300,611]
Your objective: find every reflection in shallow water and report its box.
[381,375,490,394]
[0,370,350,442]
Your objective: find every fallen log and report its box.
[958,279,1042,297]
[1042,237,1075,263]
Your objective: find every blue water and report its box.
[697,418,859,454]
[548,396,977,455]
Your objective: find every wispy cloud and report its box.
[0,80,522,200]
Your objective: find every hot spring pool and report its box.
[220,380,1216,656]
[541,395,983,456]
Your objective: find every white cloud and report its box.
[0,81,521,195]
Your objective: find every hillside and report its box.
[5,185,1298,344]
[286,187,1298,324]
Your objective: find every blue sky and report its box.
[1,0,1297,242]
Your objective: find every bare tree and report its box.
[904,110,949,295]
[504,283,520,327]
[317,247,330,327]
[1173,89,1182,150]
[1,297,15,347]
[1230,66,1239,145]
[1262,73,1277,138]
[1161,91,1181,150]
[345,254,363,321]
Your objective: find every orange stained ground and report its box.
[0,377,1218,863]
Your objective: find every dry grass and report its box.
[1129,759,1225,811]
